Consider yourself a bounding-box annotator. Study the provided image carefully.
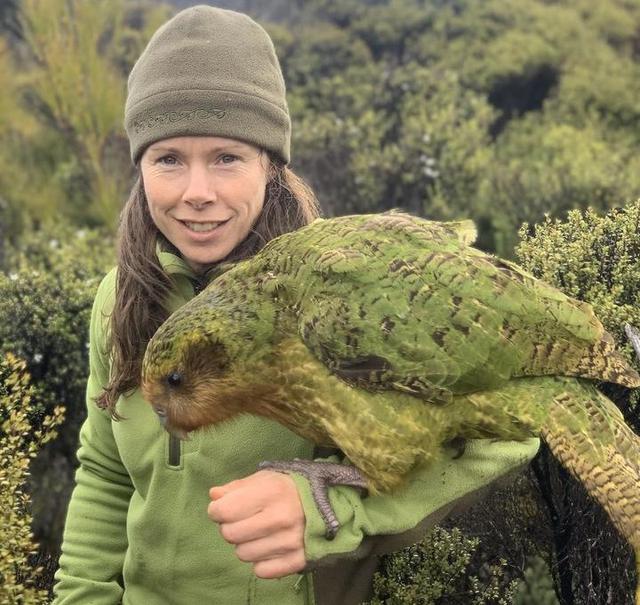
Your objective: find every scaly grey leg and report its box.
[258,459,368,540]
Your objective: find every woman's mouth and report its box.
[179,219,230,233]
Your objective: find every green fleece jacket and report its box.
[53,249,540,605]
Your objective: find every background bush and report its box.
[2,0,639,255]
[0,353,64,603]
[0,221,114,556]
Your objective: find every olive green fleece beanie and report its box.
[124,5,290,164]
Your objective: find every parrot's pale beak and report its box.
[153,406,168,427]
[153,406,191,440]
[168,427,191,440]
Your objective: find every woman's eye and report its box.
[157,155,178,166]
[219,154,239,164]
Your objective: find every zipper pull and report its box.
[168,434,181,467]
[190,278,205,295]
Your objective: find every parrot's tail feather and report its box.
[573,337,640,388]
[540,379,640,600]
[526,333,640,388]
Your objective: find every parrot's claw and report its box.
[625,323,640,360]
[258,459,368,540]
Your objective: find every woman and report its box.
[53,5,539,604]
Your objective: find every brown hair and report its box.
[96,158,320,414]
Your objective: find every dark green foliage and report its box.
[368,471,559,604]
[274,0,640,256]
[0,220,114,551]
[513,557,559,605]
[290,62,493,221]
[0,0,20,40]
[1,221,114,429]
[367,526,518,605]
[517,201,640,604]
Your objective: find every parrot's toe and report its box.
[258,459,368,540]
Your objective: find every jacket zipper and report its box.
[166,277,202,468]
[190,277,205,295]
[168,434,181,466]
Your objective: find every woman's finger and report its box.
[252,550,307,579]
[234,529,303,563]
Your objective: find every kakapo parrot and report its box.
[141,212,640,596]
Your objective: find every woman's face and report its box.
[140,136,269,273]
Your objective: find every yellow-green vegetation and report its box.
[0,352,64,604]
[0,0,170,236]
[513,557,560,605]
[517,201,640,604]
[367,526,519,605]
[0,220,114,557]
[517,200,640,361]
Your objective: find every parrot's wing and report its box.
[292,214,636,401]
[295,246,514,404]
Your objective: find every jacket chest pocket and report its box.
[165,432,202,470]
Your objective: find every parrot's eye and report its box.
[166,372,183,388]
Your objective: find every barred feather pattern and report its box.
[142,211,640,601]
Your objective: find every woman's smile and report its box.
[176,217,232,237]
[180,219,229,233]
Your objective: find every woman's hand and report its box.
[208,470,307,579]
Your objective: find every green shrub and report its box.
[367,526,519,605]
[1,221,114,448]
[0,220,114,554]
[0,352,64,603]
[517,200,640,604]
[517,199,640,417]
[513,557,559,605]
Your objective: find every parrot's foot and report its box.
[258,459,368,540]
[625,324,640,361]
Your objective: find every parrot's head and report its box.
[141,320,231,438]
[141,288,279,438]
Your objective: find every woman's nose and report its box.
[182,165,216,208]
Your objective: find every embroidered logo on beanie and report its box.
[132,108,227,135]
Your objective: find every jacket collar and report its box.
[156,241,197,279]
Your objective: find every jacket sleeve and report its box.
[53,270,135,605]
[291,437,540,565]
